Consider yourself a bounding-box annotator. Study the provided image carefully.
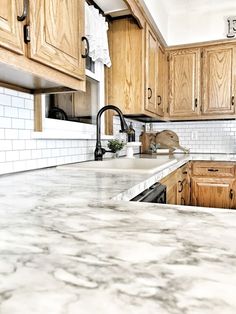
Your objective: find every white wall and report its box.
[168,7,235,46]
[139,0,168,43]
[141,0,236,45]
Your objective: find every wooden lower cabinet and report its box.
[160,161,236,209]
[191,177,235,209]
[160,163,190,206]
[160,171,178,205]
[191,161,236,209]
[177,164,190,206]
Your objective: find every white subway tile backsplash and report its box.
[11,118,25,129]
[11,96,25,108]
[24,99,34,109]
[0,105,3,116]
[6,151,20,161]
[153,120,236,154]
[18,108,31,119]
[5,129,19,140]
[0,94,11,106]
[4,88,18,97]
[12,140,25,150]
[19,150,32,160]
[0,117,11,128]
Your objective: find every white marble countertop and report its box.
[0,153,236,314]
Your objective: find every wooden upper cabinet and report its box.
[28,0,85,79]
[0,0,24,54]
[145,24,158,115]
[202,45,236,115]
[169,48,201,117]
[157,46,165,116]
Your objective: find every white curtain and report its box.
[85,3,111,67]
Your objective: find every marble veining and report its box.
[0,154,236,313]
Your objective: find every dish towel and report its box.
[85,3,111,67]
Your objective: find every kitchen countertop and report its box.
[0,153,236,314]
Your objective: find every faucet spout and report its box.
[95,105,128,161]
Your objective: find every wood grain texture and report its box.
[106,18,144,113]
[28,0,85,79]
[145,23,158,114]
[160,170,178,205]
[192,161,235,178]
[0,45,85,91]
[0,0,24,54]
[169,48,200,117]
[191,161,236,209]
[156,45,165,116]
[202,44,236,115]
[191,177,235,209]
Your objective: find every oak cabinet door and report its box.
[191,177,235,209]
[156,46,165,117]
[169,48,201,117]
[202,45,236,115]
[145,24,158,115]
[28,0,85,79]
[0,0,24,54]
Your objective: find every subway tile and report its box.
[11,96,25,108]
[0,94,11,106]
[5,129,19,139]
[0,140,12,150]
[24,99,34,109]
[11,118,25,129]
[18,108,31,119]
[4,106,18,118]
[12,140,26,150]
[0,151,6,162]
[19,150,32,160]
[6,151,20,161]
[0,117,11,128]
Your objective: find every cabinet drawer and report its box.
[192,161,235,177]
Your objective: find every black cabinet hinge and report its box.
[24,25,30,43]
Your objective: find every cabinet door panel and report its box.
[191,177,234,209]
[0,0,24,54]
[29,0,84,79]
[145,25,158,114]
[157,46,165,116]
[202,45,236,115]
[169,48,200,117]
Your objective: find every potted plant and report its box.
[107,139,125,158]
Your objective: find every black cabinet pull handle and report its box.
[207,168,219,172]
[81,36,90,58]
[232,96,235,106]
[17,0,28,21]
[178,180,184,193]
[195,98,198,107]
[230,189,234,200]
[157,95,162,106]
[148,88,152,100]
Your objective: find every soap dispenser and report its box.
[127,122,135,142]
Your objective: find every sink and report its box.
[57,157,178,174]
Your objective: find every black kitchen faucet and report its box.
[94,105,128,161]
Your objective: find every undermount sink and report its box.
[57,157,178,174]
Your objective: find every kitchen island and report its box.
[0,154,236,314]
